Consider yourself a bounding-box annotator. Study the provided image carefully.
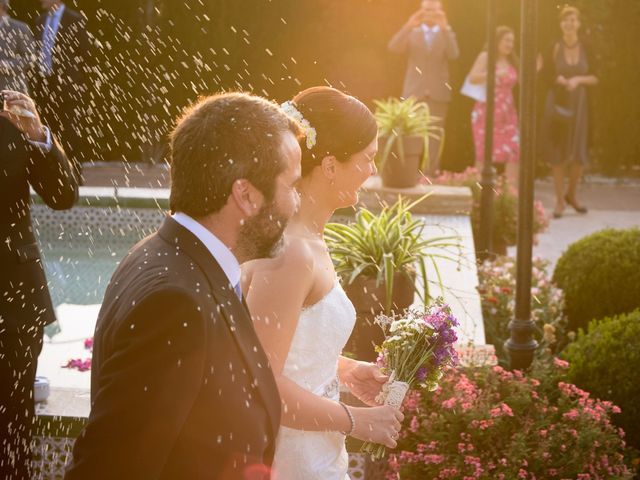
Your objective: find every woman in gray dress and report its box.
[542,6,598,218]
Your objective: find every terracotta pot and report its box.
[343,271,416,361]
[379,135,424,189]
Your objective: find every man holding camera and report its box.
[388,0,460,175]
[0,90,78,479]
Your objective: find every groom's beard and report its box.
[237,200,288,261]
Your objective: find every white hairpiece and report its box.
[281,101,317,150]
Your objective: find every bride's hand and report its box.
[349,405,404,449]
[341,361,388,407]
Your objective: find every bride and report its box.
[242,86,403,479]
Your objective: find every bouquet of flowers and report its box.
[362,301,459,460]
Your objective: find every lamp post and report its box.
[478,0,497,261]
[505,0,539,370]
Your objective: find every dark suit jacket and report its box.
[0,17,36,93]
[389,26,460,102]
[35,6,89,87]
[65,217,282,480]
[0,117,78,331]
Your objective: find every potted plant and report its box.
[374,97,443,188]
[325,195,459,360]
[434,168,548,256]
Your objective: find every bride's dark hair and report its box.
[291,86,378,176]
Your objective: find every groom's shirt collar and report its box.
[171,212,241,289]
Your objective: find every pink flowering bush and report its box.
[387,359,635,479]
[477,256,568,366]
[431,167,548,251]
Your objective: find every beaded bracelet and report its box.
[338,401,355,436]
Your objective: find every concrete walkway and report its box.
[509,179,640,268]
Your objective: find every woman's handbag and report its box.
[460,74,486,103]
[552,103,574,123]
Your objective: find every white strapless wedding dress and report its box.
[271,283,356,480]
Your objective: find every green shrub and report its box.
[553,228,640,332]
[564,309,640,449]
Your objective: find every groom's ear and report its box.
[230,178,264,217]
[320,155,338,182]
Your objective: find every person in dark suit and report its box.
[33,0,89,183]
[388,0,460,175]
[65,92,303,480]
[0,90,78,480]
[0,0,36,94]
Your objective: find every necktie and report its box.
[423,26,436,48]
[42,13,55,74]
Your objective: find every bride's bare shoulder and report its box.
[241,235,315,288]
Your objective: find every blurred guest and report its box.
[468,26,520,187]
[0,90,78,480]
[388,0,460,175]
[0,0,36,94]
[33,0,89,183]
[541,6,598,218]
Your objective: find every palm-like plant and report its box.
[324,195,460,313]
[374,97,444,172]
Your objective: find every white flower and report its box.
[281,101,317,150]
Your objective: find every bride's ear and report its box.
[320,155,337,184]
[230,178,263,218]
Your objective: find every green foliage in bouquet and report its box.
[477,256,568,366]
[553,228,640,332]
[564,309,640,449]
[388,359,636,479]
[325,195,459,313]
[374,97,443,172]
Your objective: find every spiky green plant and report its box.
[325,195,459,313]
[374,97,444,172]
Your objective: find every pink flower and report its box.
[490,402,514,418]
[553,357,569,369]
[442,397,457,409]
[563,409,580,420]
[403,390,422,411]
[410,416,419,433]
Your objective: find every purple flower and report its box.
[439,327,458,345]
[416,367,428,382]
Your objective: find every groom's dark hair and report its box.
[169,92,301,217]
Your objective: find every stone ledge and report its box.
[358,176,472,216]
[32,186,170,209]
[31,177,472,215]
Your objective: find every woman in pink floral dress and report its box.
[468,26,519,187]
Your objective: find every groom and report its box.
[65,92,302,479]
